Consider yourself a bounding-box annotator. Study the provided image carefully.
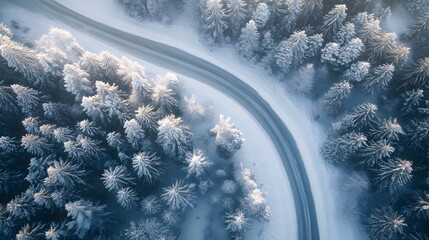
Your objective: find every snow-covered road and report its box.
[13,0,320,239]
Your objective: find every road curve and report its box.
[10,1,320,239]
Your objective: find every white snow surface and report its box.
[0,0,368,239]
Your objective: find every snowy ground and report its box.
[1,1,368,239]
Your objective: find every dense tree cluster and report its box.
[0,26,268,239]
[169,0,429,238]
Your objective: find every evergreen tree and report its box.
[16,223,45,240]
[334,22,356,45]
[367,207,407,240]
[161,180,195,210]
[183,95,206,121]
[116,187,138,210]
[11,84,41,116]
[275,31,309,73]
[125,218,174,240]
[404,57,429,88]
[367,32,398,62]
[225,210,249,233]
[65,200,110,238]
[45,222,68,240]
[253,3,270,29]
[320,80,353,111]
[135,105,158,130]
[157,115,192,159]
[407,11,429,39]
[360,139,395,166]
[300,0,323,24]
[407,118,429,148]
[225,0,247,39]
[211,114,244,158]
[132,152,163,183]
[140,195,161,215]
[79,52,102,78]
[375,158,413,192]
[151,81,177,112]
[21,134,52,157]
[401,89,424,115]
[363,64,395,93]
[344,61,371,82]
[63,64,93,101]
[408,191,429,220]
[238,20,260,60]
[306,33,324,58]
[203,0,228,44]
[124,119,146,150]
[130,72,152,105]
[0,85,18,113]
[185,149,212,178]
[322,132,368,162]
[321,5,347,38]
[44,160,85,188]
[370,118,405,142]
[352,12,381,43]
[101,165,135,192]
[99,51,121,79]
[38,47,68,77]
[0,36,44,85]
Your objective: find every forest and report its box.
[0,25,270,239]
[115,0,429,239]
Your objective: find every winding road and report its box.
[9,1,320,239]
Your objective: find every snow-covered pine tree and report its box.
[299,0,323,24]
[16,223,45,240]
[63,64,93,101]
[275,0,301,39]
[11,84,41,116]
[322,132,368,162]
[123,119,145,150]
[275,31,309,73]
[320,80,353,111]
[45,222,68,240]
[321,5,347,39]
[21,134,52,157]
[253,3,270,29]
[225,210,249,233]
[183,95,206,121]
[352,12,381,43]
[44,159,86,188]
[370,118,404,142]
[360,139,395,166]
[363,64,395,93]
[203,0,228,44]
[101,165,135,192]
[334,22,356,45]
[366,32,398,62]
[224,0,247,39]
[374,158,413,192]
[99,51,121,80]
[408,191,429,220]
[6,190,37,220]
[132,152,163,183]
[344,61,371,82]
[116,187,138,210]
[125,218,174,240]
[407,11,429,39]
[65,200,110,238]
[0,35,45,85]
[140,195,161,215]
[185,149,212,178]
[157,115,192,159]
[161,180,195,210]
[367,207,407,240]
[404,57,429,88]
[0,84,18,113]
[401,89,424,115]
[79,52,102,78]
[130,71,152,106]
[238,20,260,60]
[211,114,244,158]
[38,47,68,76]
[406,118,429,148]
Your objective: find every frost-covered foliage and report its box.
[211,114,244,158]
[0,27,262,239]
